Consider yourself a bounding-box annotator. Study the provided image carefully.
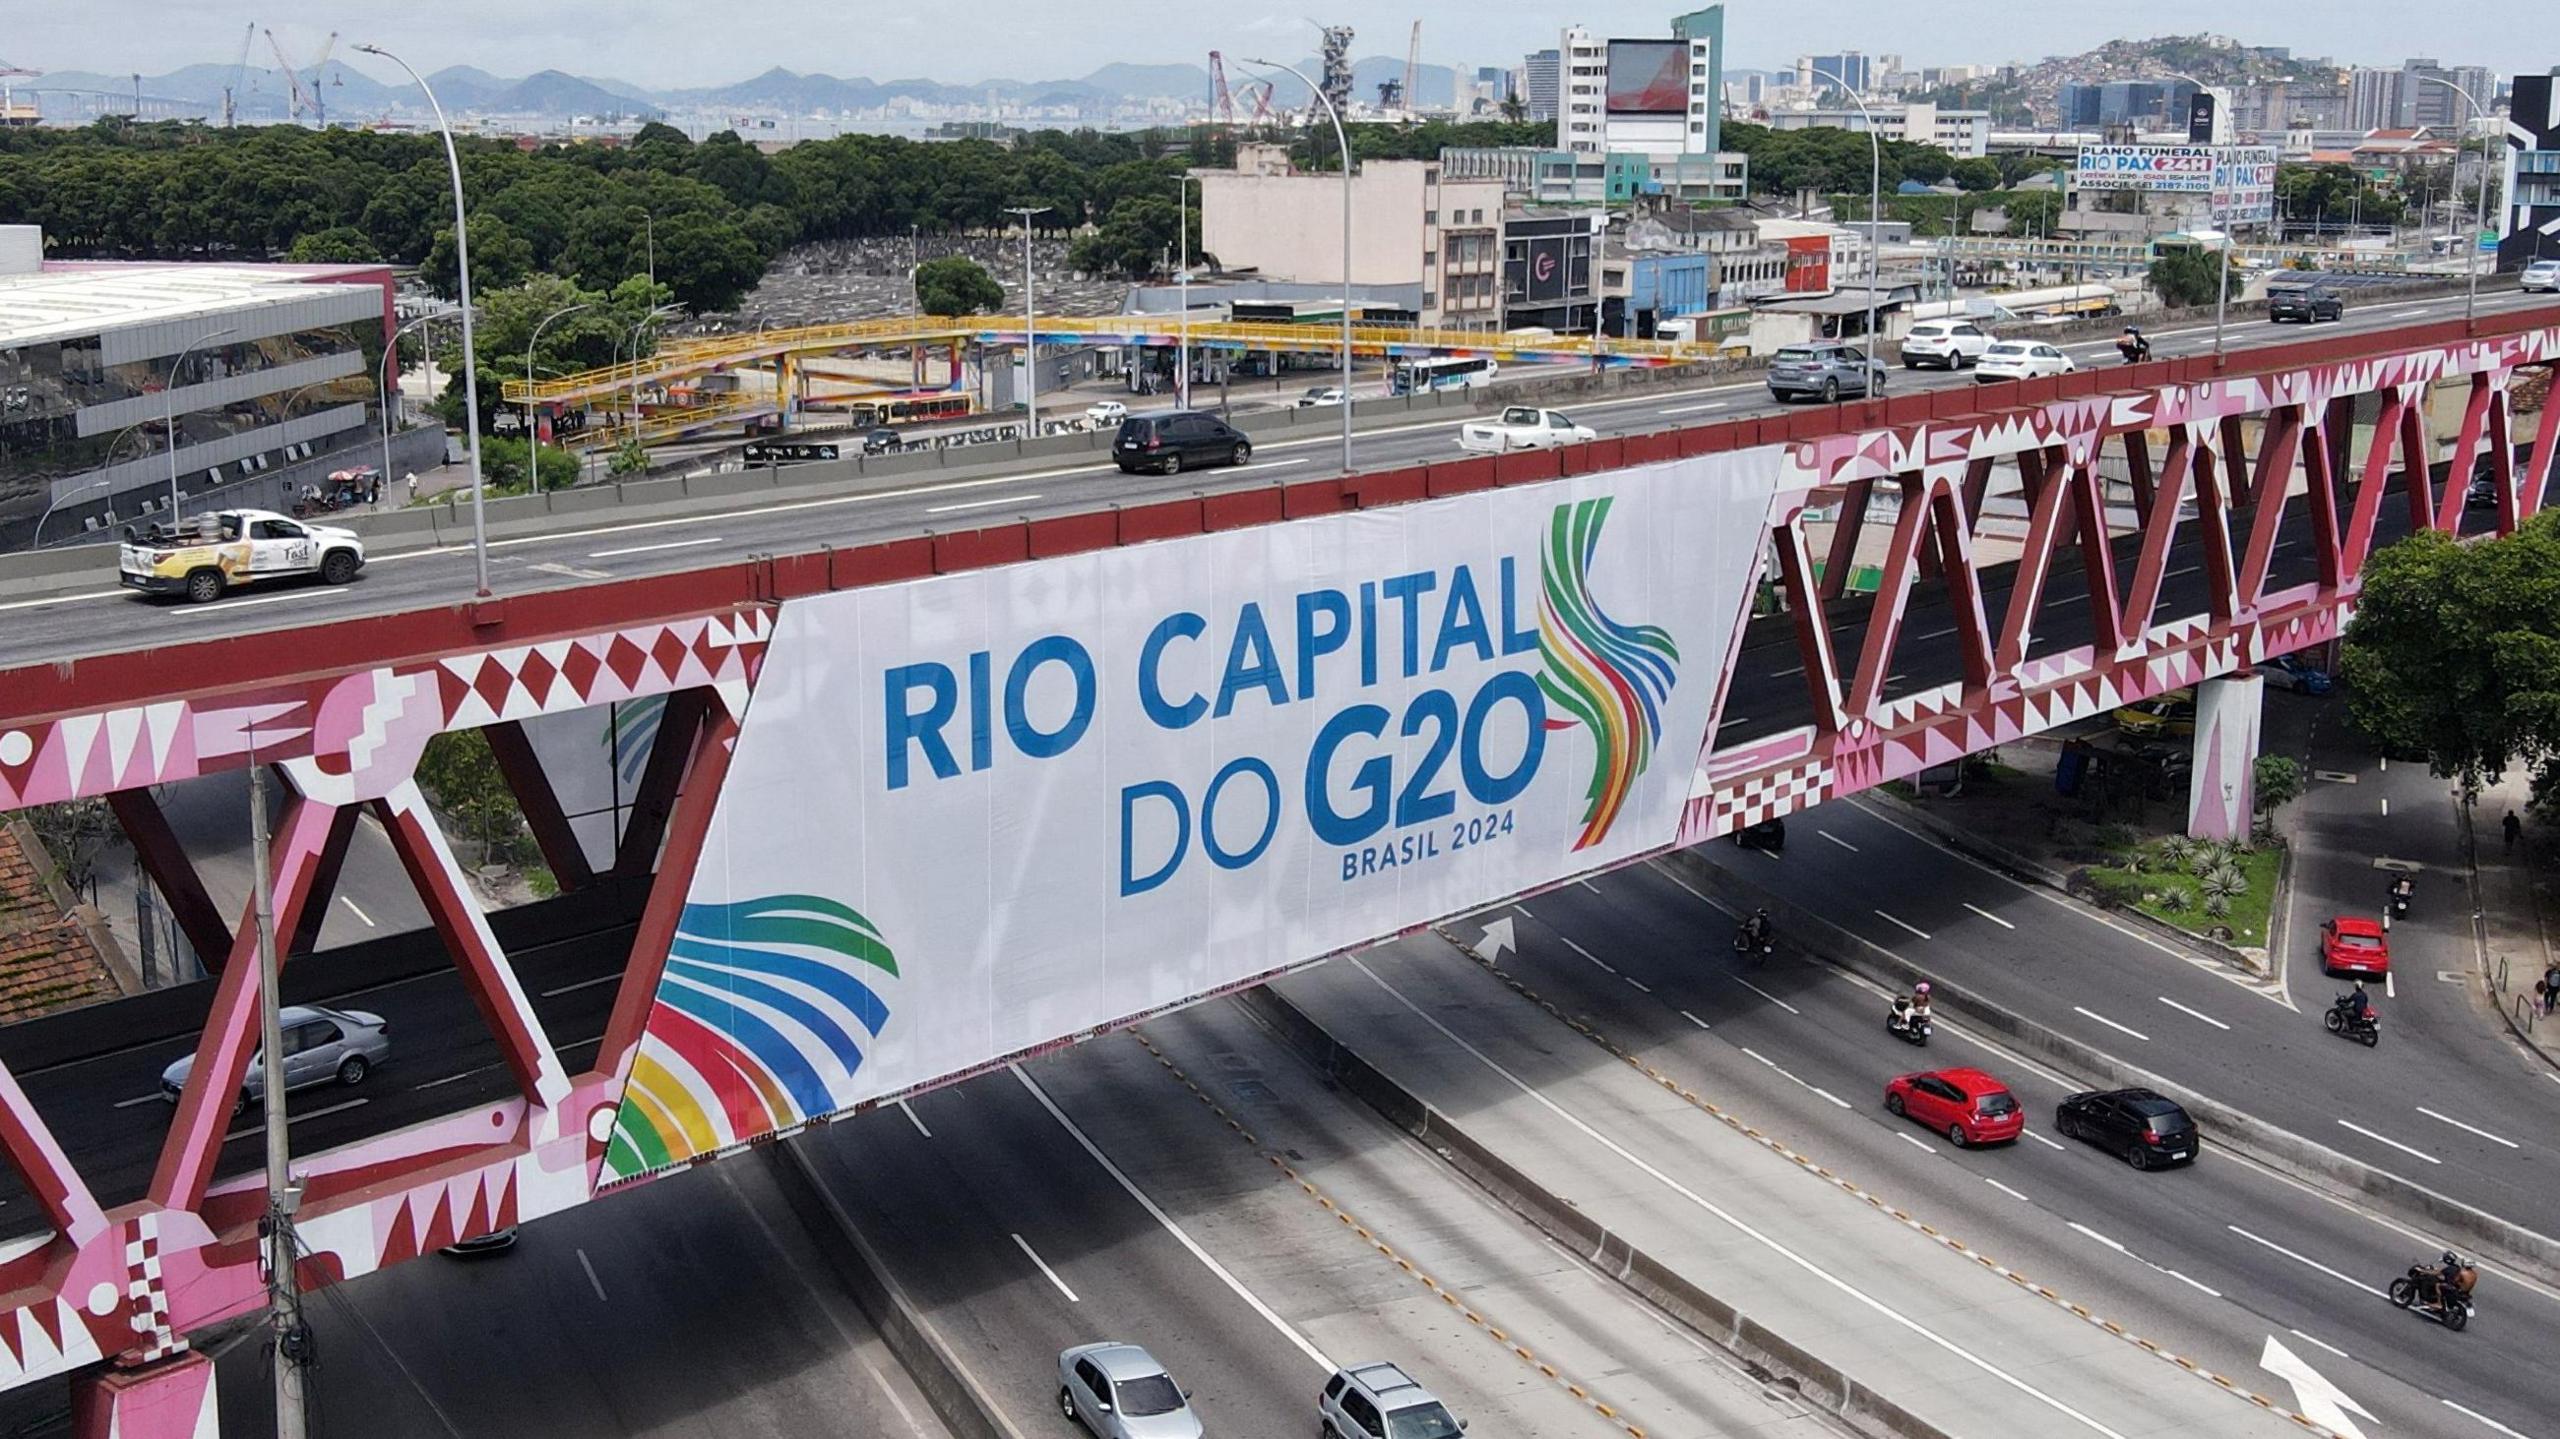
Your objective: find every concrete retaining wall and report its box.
[1661,845,2560,1287]
[1237,981,1957,1439]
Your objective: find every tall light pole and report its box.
[1812,68,1882,383]
[625,302,682,436]
[358,44,491,597]
[1005,206,1051,436]
[2418,75,2491,328]
[525,302,591,493]
[382,309,446,489]
[245,735,306,1439]
[162,326,237,525]
[1244,57,1353,472]
[1174,172,1196,408]
[643,210,656,295]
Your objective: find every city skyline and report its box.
[4,1,2545,95]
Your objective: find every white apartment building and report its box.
[1198,148,1508,331]
[1556,24,1720,158]
[1766,101,1992,158]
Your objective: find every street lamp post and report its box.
[1175,173,1195,409]
[1004,206,1051,437]
[162,326,237,525]
[1811,69,1882,384]
[525,302,591,493]
[382,309,446,491]
[1243,57,1353,472]
[625,302,682,440]
[2417,75,2491,328]
[358,44,491,597]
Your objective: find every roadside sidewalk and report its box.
[2470,771,2560,1068]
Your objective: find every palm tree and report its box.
[1500,95,1528,124]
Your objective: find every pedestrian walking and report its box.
[2545,963,2560,1016]
[2504,810,2524,852]
[403,471,417,503]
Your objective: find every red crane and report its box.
[1208,51,1236,127]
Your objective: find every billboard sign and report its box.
[598,451,1782,1181]
[2074,143,2219,193]
[2186,92,2217,144]
[1605,39,1689,114]
[2210,146,2278,226]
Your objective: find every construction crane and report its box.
[263,28,339,126]
[1242,79,1276,126]
[1312,22,1353,122]
[1208,51,1236,127]
[1402,22,1422,118]
[222,22,256,127]
[0,59,38,126]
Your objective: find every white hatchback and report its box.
[1085,400,1129,427]
[2523,260,2560,294]
[1900,319,1995,370]
[1974,340,2076,382]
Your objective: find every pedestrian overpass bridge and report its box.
[0,309,2554,1433]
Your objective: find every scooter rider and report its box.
[1741,907,1773,949]
[2117,325,2152,363]
[2389,873,2413,913]
[2339,978,2373,1026]
[2418,1251,2474,1313]
[1909,980,1934,1024]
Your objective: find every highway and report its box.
[1436,858,2555,1439]
[0,286,2548,676]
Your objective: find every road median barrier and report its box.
[1236,982,1960,1439]
[765,1138,1025,1439]
[1663,844,2560,1288]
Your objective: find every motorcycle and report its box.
[2116,335,2153,365]
[1732,922,1774,965]
[2389,1263,2476,1331]
[1887,1003,1932,1046]
[2323,994,2380,1047]
[2388,880,2412,920]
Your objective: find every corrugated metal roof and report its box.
[0,266,382,350]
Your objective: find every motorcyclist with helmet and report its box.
[2416,1251,2477,1315]
[2117,326,2152,364]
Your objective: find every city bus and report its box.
[1390,355,1499,396]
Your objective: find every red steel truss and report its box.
[0,314,2545,1399]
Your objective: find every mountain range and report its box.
[27,53,1468,123]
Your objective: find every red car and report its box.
[1885,1067,2025,1147]
[2320,916,2391,976]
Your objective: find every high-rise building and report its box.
[2501,72,2560,267]
[1476,66,1515,103]
[2348,67,2405,130]
[2400,60,2493,128]
[1558,15,1722,158]
[1523,50,1562,121]
[1797,52,1870,95]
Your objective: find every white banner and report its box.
[2077,143,2219,193]
[599,450,1781,1178]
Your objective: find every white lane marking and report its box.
[413,1065,498,1091]
[925,493,1041,515]
[2073,1006,2151,1042]
[2166,564,2201,578]
[1349,957,2135,1439]
[1810,1087,1852,1109]
[1743,1047,1782,1070]
[1963,902,2016,930]
[540,973,620,998]
[2069,1221,2127,1253]
[1741,1046,1847,1107]
[1560,936,1616,974]
[569,1247,610,1303]
[2165,1270,2223,1299]
[2414,1107,2519,1150]
[338,896,376,927]
[2442,1399,2534,1438]
[897,1098,932,1139]
[589,535,726,559]
[2261,1336,2375,1439]
[1658,400,1734,414]
[1873,909,1932,941]
[1985,1178,2032,1202]
[2338,1119,2440,1164]
[1678,1009,1712,1030]
[1731,977,1801,1015]
[0,589,120,615]
[1917,624,1962,640]
[1476,915,1518,962]
[1819,829,1860,852]
[2157,996,2231,1031]
[2287,1328,2349,1361]
[1773,663,1807,677]
[2380,796,2390,818]
[1012,1065,1330,1370]
[1011,1232,1079,1302]
[169,588,344,614]
[1514,902,1538,921]
[2023,1129,2068,1152]
[1625,975,1654,994]
[1577,879,1601,894]
[113,1093,165,1109]
[224,1096,366,1142]
[1897,1133,1938,1154]
[2227,1226,2388,1297]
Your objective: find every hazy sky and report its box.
[5,2,2546,89]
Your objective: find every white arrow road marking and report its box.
[1478,915,1517,962]
[2260,1335,2375,1439]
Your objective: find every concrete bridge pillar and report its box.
[72,1351,218,1439]
[2187,672,2264,842]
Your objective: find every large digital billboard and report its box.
[598,449,1784,1181]
[1605,39,1689,114]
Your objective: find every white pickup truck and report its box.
[1457,406,1597,454]
[119,509,366,604]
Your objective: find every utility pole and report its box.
[248,757,310,1437]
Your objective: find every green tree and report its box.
[2148,243,2237,308]
[414,730,532,864]
[2002,189,2063,235]
[474,435,579,495]
[649,210,766,312]
[2339,513,2560,790]
[1948,157,2003,192]
[2253,755,2306,812]
[286,226,381,263]
[422,214,535,299]
[914,255,1005,316]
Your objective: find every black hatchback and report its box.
[2055,1087,2200,1169]
[2268,287,2344,323]
[1114,411,1252,474]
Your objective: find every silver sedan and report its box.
[160,1003,389,1115]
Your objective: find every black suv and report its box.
[1114,411,1252,474]
[2055,1087,2200,1169]
[2268,286,2344,323]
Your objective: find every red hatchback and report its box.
[2320,916,2391,977]
[1885,1067,2025,1147]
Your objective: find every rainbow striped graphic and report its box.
[604,894,898,1182]
[1537,498,1680,850]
